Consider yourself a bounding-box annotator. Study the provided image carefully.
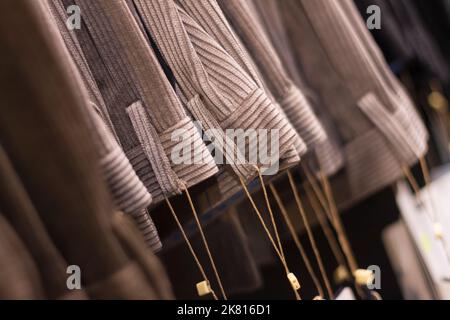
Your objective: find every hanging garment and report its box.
[413,0,450,67]
[130,0,306,185]
[353,0,450,166]
[216,0,326,148]
[354,0,415,68]
[250,0,345,176]
[61,0,218,205]
[109,212,174,300]
[388,0,449,83]
[0,0,172,299]
[45,0,162,251]
[0,146,88,299]
[0,214,45,300]
[167,0,309,200]
[276,0,428,207]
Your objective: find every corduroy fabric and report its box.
[131,0,305,182]
[276,0,428,204]
[0,0,169,298]
[67,0,218,204]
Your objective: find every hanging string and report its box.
[239,176,302,300]
[165,197,218,300]
[303,182,348,273]
[183,186,228,300]
[302,164,367,297]
[402,166,424,205]
[269,182,325,298]
[254,167,287,262]
[302,165,335,223]
[302,163,359,274]
[317,169,359,273]
[287,170,334,299]
[314,168,368,298]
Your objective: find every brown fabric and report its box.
[87,262,158,300]
[0,146,75,299]
[0,0,165,299]
[112,213,174,299]
[0,215,45,299]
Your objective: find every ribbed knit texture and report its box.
[251,0,344,176]
[175,0,264,88]
[46,0,162,251]
[277,0,428,205]
[174,0,306,164]
[217,0,326,148]
[69,0,218,203]
[132,0,305,185]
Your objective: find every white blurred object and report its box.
[395,165,450,299]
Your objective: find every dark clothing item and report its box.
[0,0,172,299]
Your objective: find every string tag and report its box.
[196,280,212,297]
[353,269,374,286]
[334,265,350,284]
[287,273,301,291]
